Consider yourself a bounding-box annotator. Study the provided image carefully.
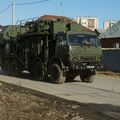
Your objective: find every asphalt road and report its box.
[0,74,120,105]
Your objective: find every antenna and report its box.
[60,1,64,16]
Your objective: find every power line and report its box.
[15,0,50,6]
[0,0,49,14]
[0,4,12,14]
[0,0,50,24]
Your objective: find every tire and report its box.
[50,63,65,84]
[80,75,95,83]
[3,60,10,75]
[33,62,44,81]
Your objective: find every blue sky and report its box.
[0,0,120,28]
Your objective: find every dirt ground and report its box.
[0,82,116,120]
[97,71,120,78]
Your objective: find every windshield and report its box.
[68,34,99,46]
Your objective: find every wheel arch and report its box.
[48,56,64,69]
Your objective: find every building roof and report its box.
[0,25,3,32]
[39,15,71,22]
[39,15,93,33]
[94,29,106,36]
[99,20,120,39]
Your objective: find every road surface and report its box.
[0,74,120,105]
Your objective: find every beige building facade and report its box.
[74,16,99,31]
[104,20,118,29]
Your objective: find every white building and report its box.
[104,20,118,29]
[73,16,99,31]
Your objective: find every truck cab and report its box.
[49,22,102,83]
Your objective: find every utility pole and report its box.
[12,0,15,25]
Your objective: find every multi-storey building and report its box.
[104,20,118,29]
[73,16,99,31]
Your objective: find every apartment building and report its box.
[74,16,99,31]
[104,20,118,29]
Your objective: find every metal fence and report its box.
[101,48,120,72]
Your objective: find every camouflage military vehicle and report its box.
[0,18,102,84]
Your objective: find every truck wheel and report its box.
[3,60,10,75]
[50,63,65,84]
[33,62,43,81]
[80,75,95,83]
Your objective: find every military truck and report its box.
[0,18,102,84]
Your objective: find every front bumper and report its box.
[69,62,99,70]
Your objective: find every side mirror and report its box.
[66,23,71,31]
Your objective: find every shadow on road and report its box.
[0,68,82,84]
[81,103,120,120]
